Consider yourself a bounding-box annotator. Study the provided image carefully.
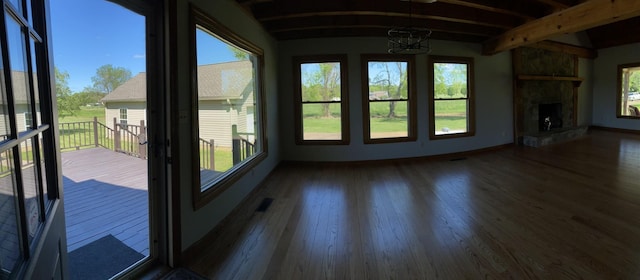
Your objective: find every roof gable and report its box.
[102,60,253,103]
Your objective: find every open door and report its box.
[0,0,68,279]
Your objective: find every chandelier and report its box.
[387,27,432,54]
[388,0,433,54]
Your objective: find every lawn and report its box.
[58,106,105,123]
[302,99,469,134]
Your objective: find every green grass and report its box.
[58,106,105,123]
[200,146,233,172]
[301,99,469,133]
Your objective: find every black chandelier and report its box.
[388,0,434,54]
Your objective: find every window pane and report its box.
[196,26,259,189]
[8,0,23,15]
[30,38,40,129]
[434,63,468,99]
[302,103,341,140]
[0,149,22,277]
[300,62,341,102]
[19,138,41,245]
[368,61,408,100]
[37,134,49,210]
[620,66,640,117]
[370,101,408,139]
[434,99,468,135]
[6,13,33,134]
[0,63,9,142]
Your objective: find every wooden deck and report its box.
[61,148,149,256]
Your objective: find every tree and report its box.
[55,67,82,118]
[91,64,132,94]
[370,62,407,118]
[303,63,340,118]
[229,46,249,61]
[76,87,106,106]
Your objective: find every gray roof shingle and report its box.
[102,61,253,103]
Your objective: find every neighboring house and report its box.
[0,71,40,139]
[101,61,255,147]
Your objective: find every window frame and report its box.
[361,54,417,144]
[428,55,476,140]
[190,7,267,209]
[616,62,640,119]
[119,107,128,126]
[292,55,350,145]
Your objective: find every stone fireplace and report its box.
[513,47,587,147]
[519,80,575,136]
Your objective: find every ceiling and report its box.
[235,0,640,52]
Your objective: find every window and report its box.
[361,54,416,143]
[24,111,33,130]
[0,0,58,277]
[617,62,640,118]
[191,7,266,208]
[293,55,349,144]
[428,56,475,139]
[119,108,127,126]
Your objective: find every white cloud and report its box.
[133,54,146,59]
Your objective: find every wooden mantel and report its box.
[516,74,583,87]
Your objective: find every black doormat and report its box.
[69,234,144,280]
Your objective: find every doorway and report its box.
[51,0,151,278]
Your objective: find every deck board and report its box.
[61,148,149,256]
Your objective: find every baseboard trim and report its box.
[590,125,640,135]
[281,143,514,167]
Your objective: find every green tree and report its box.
[629,70,640,92]
[229,46,249,61]
[303,63,340,118]
[75,87,106,106]
[55,67,82,118]
[91,64,132,94]
[371,61,407,118]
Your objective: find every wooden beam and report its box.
[436,0,536,21]
[529,40,597,59]
[483,0,640,55]
[536,0,570,11]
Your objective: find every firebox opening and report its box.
[539,103,562,131]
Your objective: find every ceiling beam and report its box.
[535,0,569,11]
[483,0,640,55]
[436,0,536,21]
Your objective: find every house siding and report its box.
[105,102,147,129]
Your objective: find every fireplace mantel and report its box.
[516,74,583,87]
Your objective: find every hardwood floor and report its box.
[188,130,640,279]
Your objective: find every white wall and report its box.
[176,0,280,251]
[592,43,640,130]
[278,38,514,162]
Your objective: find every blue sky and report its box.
[51,0,236,92]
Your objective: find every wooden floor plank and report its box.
[188,130,640,279]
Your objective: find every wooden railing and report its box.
[59,117,147,159]
[0,121,258,180]
[199,138,215,170]
[232,124,255,165]
[114,119,147,159]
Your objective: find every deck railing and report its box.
[232,124,255,165]
[199,138,215,170]
[0,120,256,178]
[59,117,147,159]
[114,119,147,159]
